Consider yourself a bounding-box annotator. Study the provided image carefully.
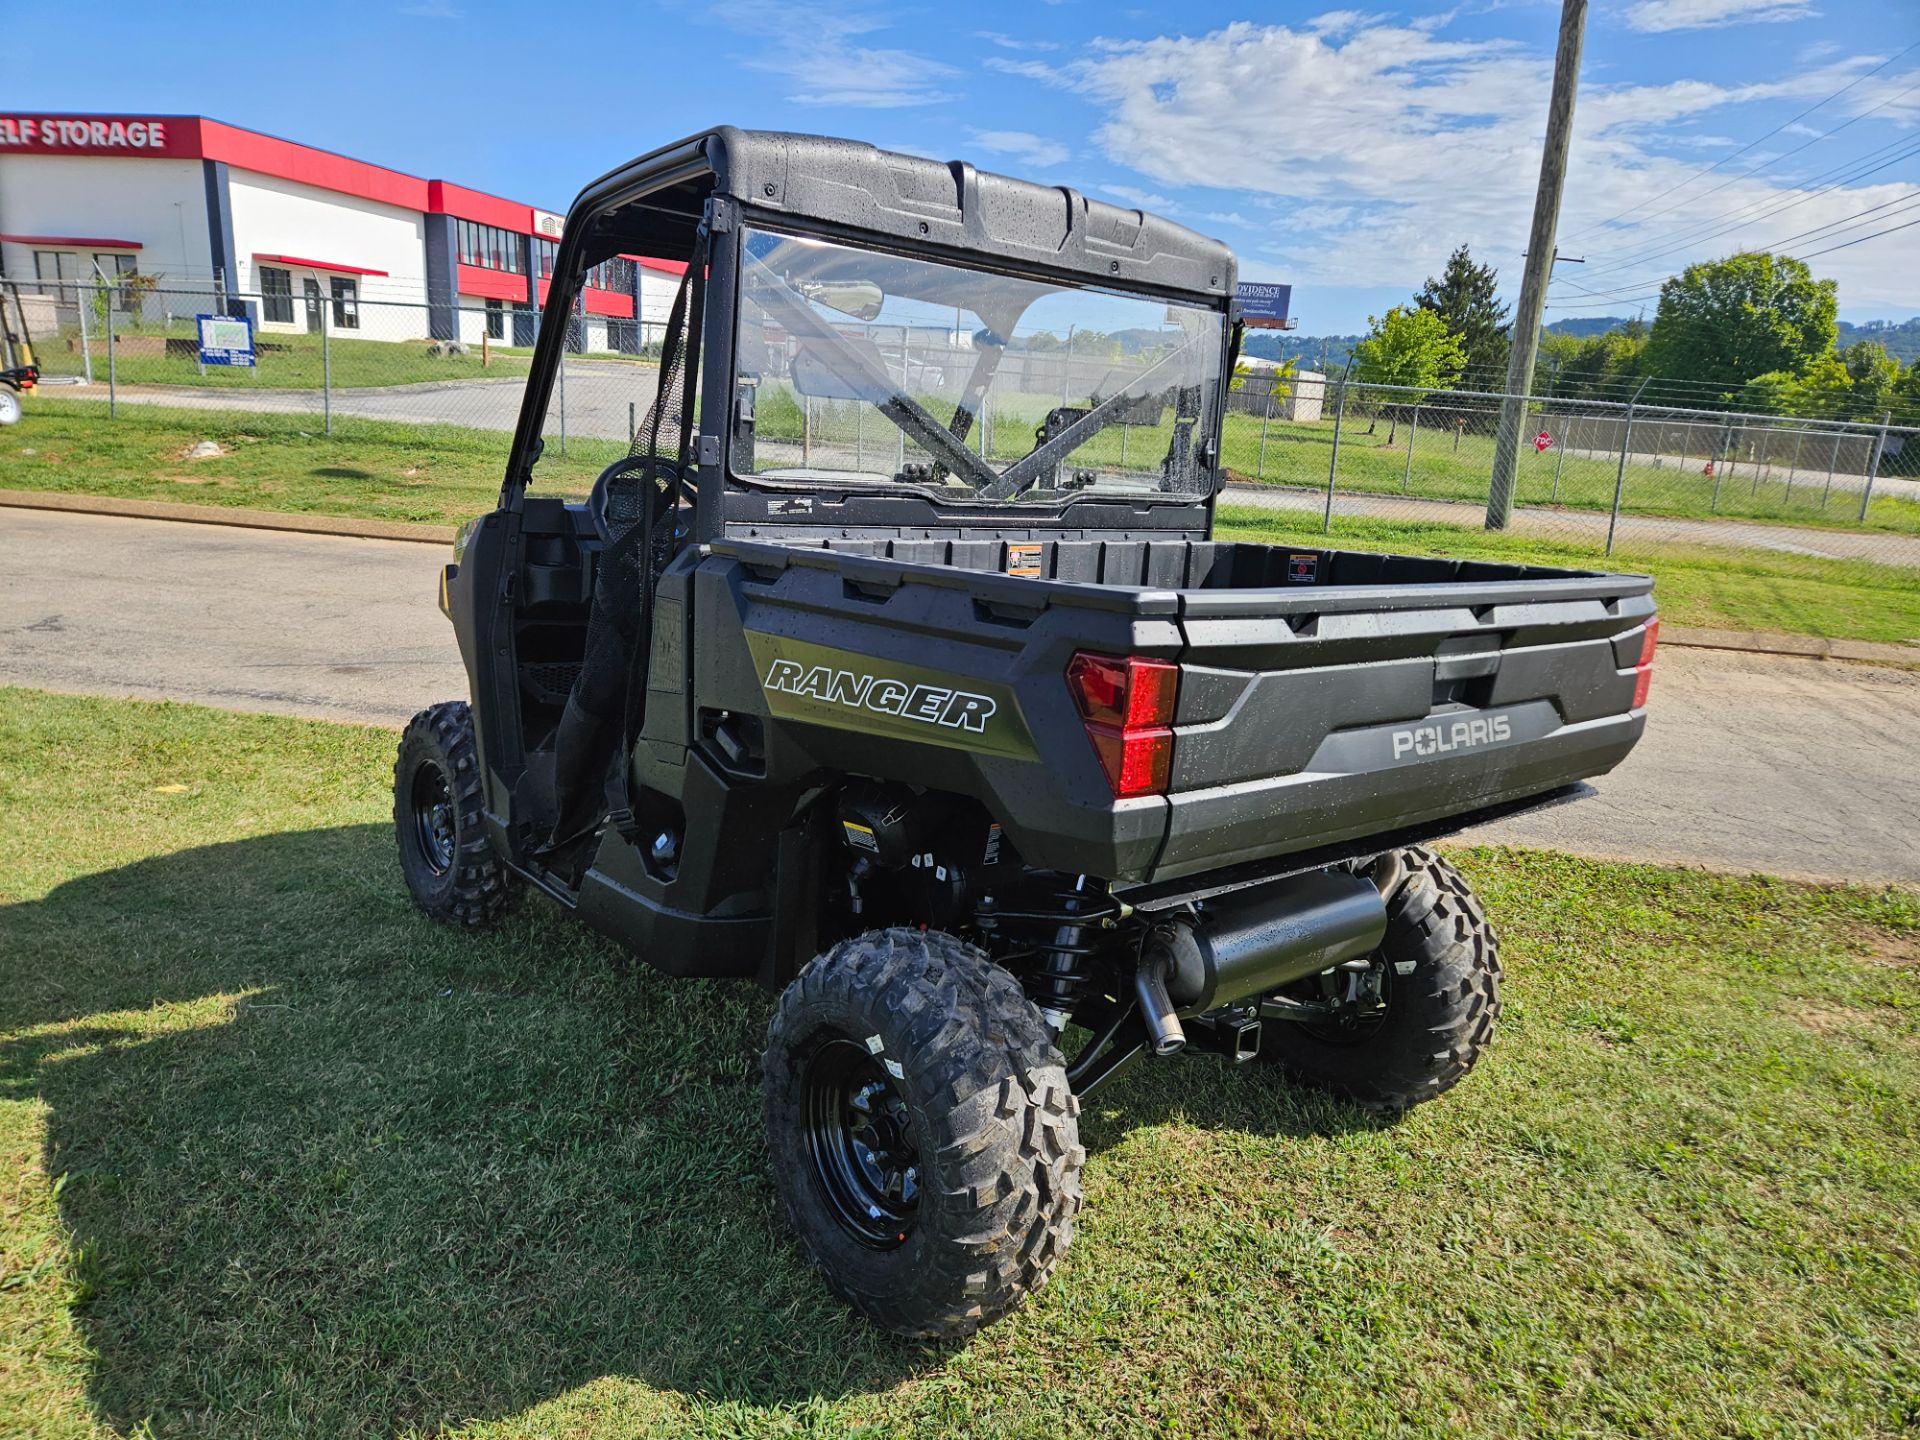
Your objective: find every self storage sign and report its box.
[0,116,182,153]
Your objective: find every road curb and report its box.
[0,489,455,545]
[6,488,1918,665]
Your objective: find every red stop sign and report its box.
[1533,430,1553,453]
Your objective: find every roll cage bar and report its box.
[502,127,1239,539]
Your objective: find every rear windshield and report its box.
[732,227,1224,506]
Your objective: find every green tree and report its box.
[1641,251,1837,396]
[1839,340,1899,420]
[1414,244,1510,380]
[1543,321,1648,402]
[1350,306,1465,442]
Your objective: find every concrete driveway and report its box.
[3,506,1915,887]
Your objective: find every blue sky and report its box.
[11,0,1918,333]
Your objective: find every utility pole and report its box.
[1487,0,1588,530]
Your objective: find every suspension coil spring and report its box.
[977,885,1119,1020]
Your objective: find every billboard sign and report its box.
[1235,281,1293,330]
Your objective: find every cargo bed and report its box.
[687,536,1655,885]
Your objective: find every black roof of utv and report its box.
[566,126,1237,301]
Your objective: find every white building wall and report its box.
[225,169,430,338]
[0,153,210,292]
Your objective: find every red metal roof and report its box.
[1,234,143,249]
[252,253,389,277]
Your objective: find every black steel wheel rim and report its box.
[802,1037,920,1248]
[409,761,457,876]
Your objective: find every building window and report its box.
[259,266,293,324]
[456,218,524,275]
[585,257,635,292]
[485,298,505,340]
[93,252,137,311]
[535,238,558,279]
[330,276,359,330]
[34,250,78,305]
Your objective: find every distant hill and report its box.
[1544,316,1637,339]
[1544,314,1920,363]
[1241,330,1358,372]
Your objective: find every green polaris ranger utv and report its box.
[394,127,1657,1339]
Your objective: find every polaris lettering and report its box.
[764,660,998,734]
[1390,714,1512,761]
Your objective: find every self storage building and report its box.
[0,112,682,351]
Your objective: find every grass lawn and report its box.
[7,403,1920,645]
[4,402,623,525]
[1217,408,1920,539]
[1218,506,1920,646]
[0,689,1916,1438]
[49,323,536,390]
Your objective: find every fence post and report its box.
[1605,398,1638,556]
[1784,429,1803,505]
[629,400,636,445]
[1551,413,1569,501]
[1821,428,1842,509]
[803,393,813,467]
[1402,405,1418,493]
[855,402,865,470]
[104,280,117,418]
[1711,425,1730,511]
[1322,379,1348,534]
[1858,410,1893,523]
[321,299,332,436]
[558,350,568,457]
[75,282,94,386]
[1257,393,1271,478]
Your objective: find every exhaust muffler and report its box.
[1146,869,1389,1017]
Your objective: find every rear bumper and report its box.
[1152,709,1645,881]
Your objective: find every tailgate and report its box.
[1156,574,1655,880]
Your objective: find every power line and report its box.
[1794,213,1920,260]
[1561,136,1920,288]
[1564,74,1920,247]
[1563,41,1920,240]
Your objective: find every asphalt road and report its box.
[4,507,1916,887]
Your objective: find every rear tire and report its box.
[1259,847,1501,1114]
[394,701,516,928]
[762,927,1084,1339]
[0,387,20,426]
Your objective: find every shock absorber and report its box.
[1038,877,1094,1035]
[977,877,1114,1036]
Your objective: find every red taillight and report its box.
[1067,652,1178,798]
[1632,619,1659,708]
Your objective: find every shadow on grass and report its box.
[0,822,1372,1435]
[0,824,932,1433]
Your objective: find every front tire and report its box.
[763,927,1084,1339]
[0,387,21,426]
[393,701,516,928]
[1259,847,1501,1114]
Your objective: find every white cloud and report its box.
[1623,0,1818,34]
[713,2,961,108]
[984,56,1076,87]
[1027,17,1917,311]
[967,128,1072,168]
[974,30,1058,52]
[1101,184,1178,211]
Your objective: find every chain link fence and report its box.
[8,271,1919,576]
[1225,378,1920,569]
[3,274,666,487]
